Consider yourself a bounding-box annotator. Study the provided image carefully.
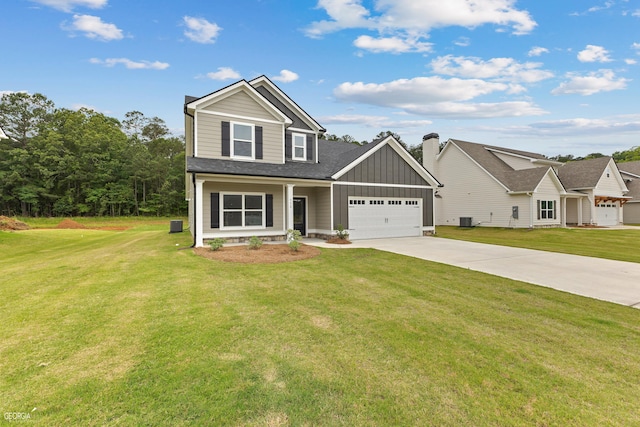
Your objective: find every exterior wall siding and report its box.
[436,144,532,228]
[196,111,283,163]
[533,174,562,226]
[315,187,331,230]
[595,162,625,196]
[333,185,433,229]
[623,203,640,224]
[338,145,429,186]
[204,91,276,121]
[202,181,284,234]
[493,152,538,170]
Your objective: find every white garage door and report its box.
[348,197,422,240]
[597,203,618,226]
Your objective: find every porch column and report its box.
[561,197,566,227]
[286,184,295,232]
[195,179,205,247]
[578,198,583,226]
[589,195,596,225]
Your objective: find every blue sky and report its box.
[2,0,639,156]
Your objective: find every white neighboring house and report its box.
[423,134,630,228]
[618,161,640,224]
[0,126,7,140]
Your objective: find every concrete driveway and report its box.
[307,237,640,309]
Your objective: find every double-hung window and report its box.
[232,122,254,159]
[222,193,264,228]
[292,133,306,160]
[539,200,555,219]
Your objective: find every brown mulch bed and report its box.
[194,244,321,264]
[326,237,352,244]
[0,216,30,231]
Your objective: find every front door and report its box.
[293,197,306,236]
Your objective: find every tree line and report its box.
[0,92,186,217]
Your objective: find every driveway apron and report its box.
[308,237,640,308]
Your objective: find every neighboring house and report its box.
[557,156,630,227]
[184,76,440,246]
[0,126,7,140]
[618,161,640,224]
[424,134,629,228]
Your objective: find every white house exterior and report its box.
[618,161,640,224]
[424,134,630,228]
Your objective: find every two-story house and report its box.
[184,76,441,247]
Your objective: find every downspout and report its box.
[528,192,534,228]
[185,106,197,248]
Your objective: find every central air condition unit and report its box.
[459,217,473,228]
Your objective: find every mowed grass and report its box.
[2,221,640,425]
[436,225,640,264]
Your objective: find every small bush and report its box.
[335,224,349,240]
[248,236,263,250]
[209,238,225,251]
[287,229,302,252]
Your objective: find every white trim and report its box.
[219,191,266,230]
[448,140,511,193]
[286,184,295,232]
[230,121,255,160]
[287,127,315,133]
[194,111,198,157]
[333,181,432,189]
[315,134,319,164]
[330,183,334,232]
[292,132,307,161]
[485,147,563,166]
[532,167,567,195]
[196,109,286,126]
[194,173,331,187]
[195,179,205,247]
[202,230,285,239]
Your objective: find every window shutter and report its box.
[306,134,314,161]
[553,201,557,220]
[285,132,292,159]
[537,200,541,220]
[211,193,220,228]
[266,194,273,227]
[221,122,230,157]
[255,126,263,159]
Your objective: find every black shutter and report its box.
[285,131,292,159]
[306,134,314,161]
[211,193,220,228]
[266,194,273,227]
[537,200,541,220]
[221,122,230,157]
[553,201,557,220]
[255,126,263,159]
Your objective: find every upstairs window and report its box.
[232,122,254,159]
[292,133,306,161]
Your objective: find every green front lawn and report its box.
[2,221,640,425]
[436,225,640,263]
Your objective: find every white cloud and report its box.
[333,76,547,118]
[90,57,169,70]
[430,55,554,83]
[206,67,241,80]
[454,37,470,47]
[64,14,123,41]
[183,16,221,44]
[551,69,629,95]
[502,114,640,138]
[305,0,536,38]
[633,42,640,52]
[353,35,432,53]
[625,58,637,64]
[577,45,612,63]
[319,114,432,128]
[30,0,106,12]
[528,46,549,57]
[271,70,299,83]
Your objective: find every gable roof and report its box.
[444,139,555,192]
[557,156,615,190]
[187,137,440,187]
[619,161,640,201]
[184,79,293,126]
[618,160,640,177]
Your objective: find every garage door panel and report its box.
[348,197,422,240]
[596,204,618,226]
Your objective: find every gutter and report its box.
[185,106,197,248]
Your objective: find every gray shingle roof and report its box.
[450,139,552,192]
[557,156,611,190]
[619,161,640,201]
[186,139,382,180]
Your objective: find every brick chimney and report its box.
[422,132,439,174]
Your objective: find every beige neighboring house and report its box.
[618,161,640,224]
[0,126,7,140]
[423,134,630,228]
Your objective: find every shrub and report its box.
[248,235,263,250]
[287,229,302,252]
[335,224,349,240]
[209,238,225,251]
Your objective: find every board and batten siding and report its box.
[338,144,429,186]
[436,144,531,228]
[196,112,283,163]
[201,182,284,234]
[533,173,562,226]
[332,185,433,229]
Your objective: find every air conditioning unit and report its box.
[169,220,183,233]
[459,217,473,228]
